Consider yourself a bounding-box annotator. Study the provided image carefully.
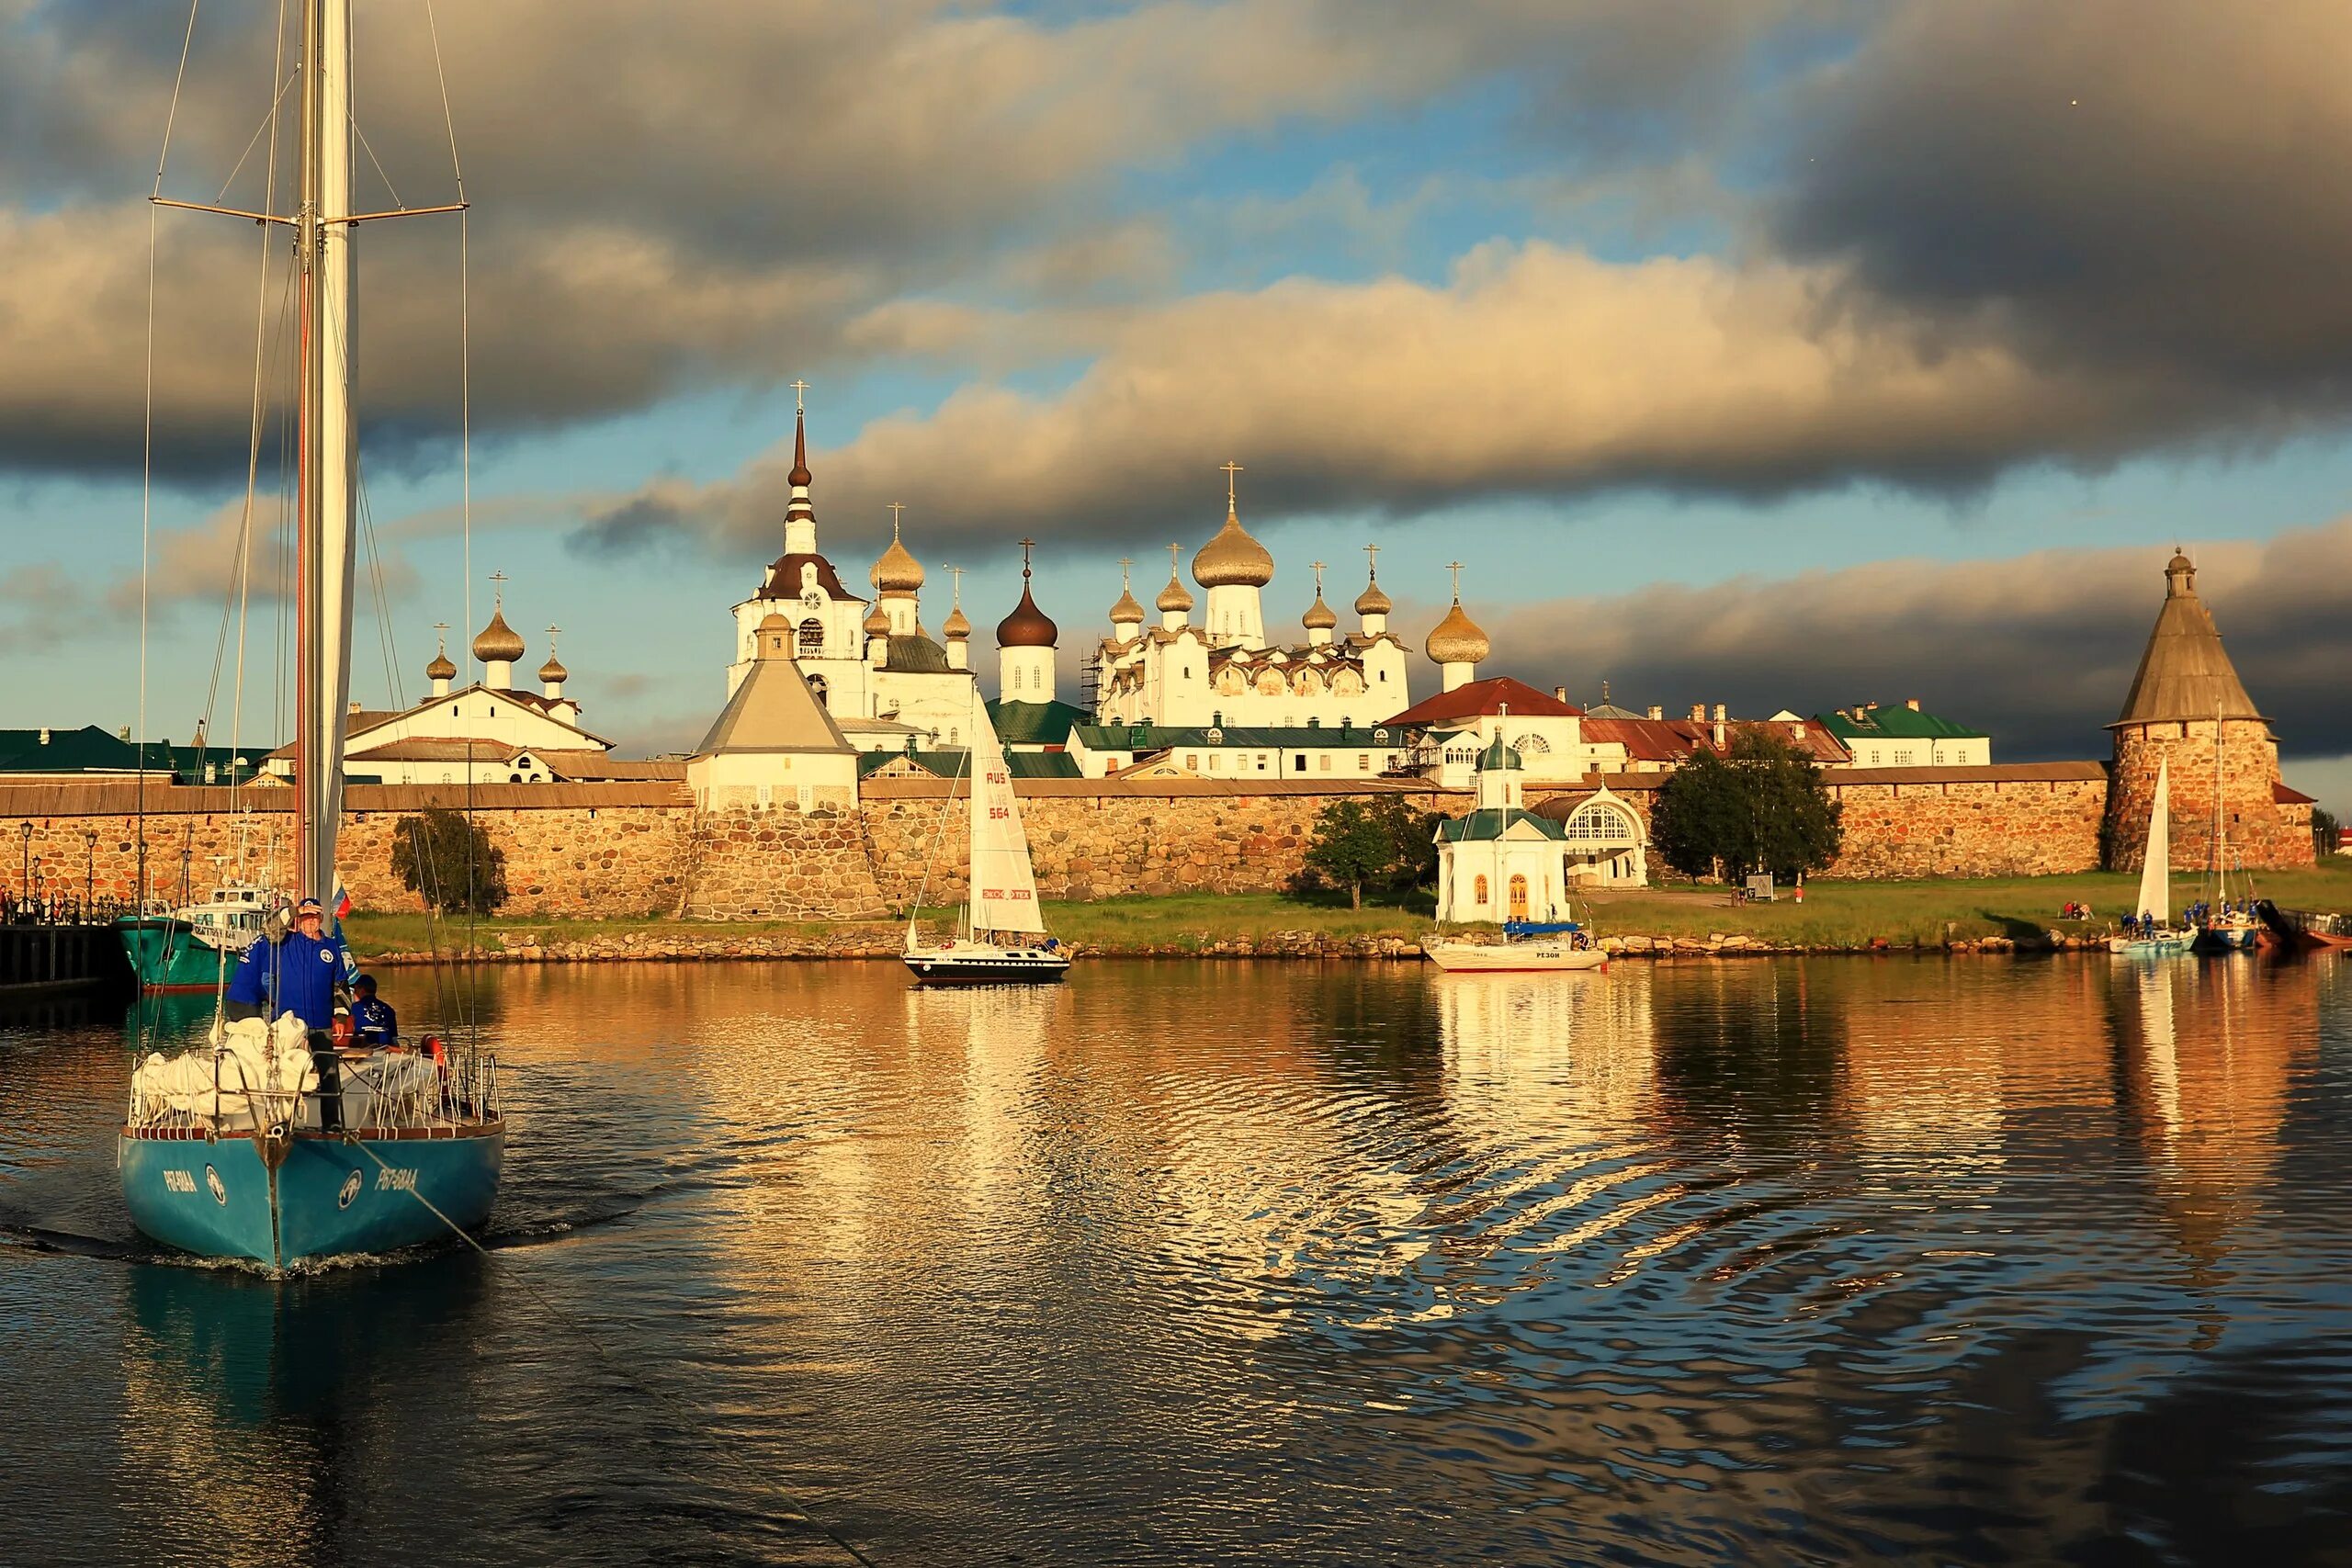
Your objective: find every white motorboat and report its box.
[1422,939,1606,973]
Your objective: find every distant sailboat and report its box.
[904,692,1071,984]
[2110,761,2189,955]
[2192,708,2260,953]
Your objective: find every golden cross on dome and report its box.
[487,570,508,606]
[1310,559,1327,594]
[1117,556,1133,587]
[888,501,906,538]
[1019,538,1035,578]
[546,624,562,649]
[1363,542,1379,578]
[1447,561,1464,603]
[790,379,809,412]
[947,565,964,606]
[1222,460,1243,507]
[434,621,449,647]
[1168,542,1182,575]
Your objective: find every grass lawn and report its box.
[1583,861,2352,947]
[343,861,2352,956]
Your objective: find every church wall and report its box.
[2106,719,2315,872]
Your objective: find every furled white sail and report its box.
[2136,761,2171,925]
[967,694,1046,934]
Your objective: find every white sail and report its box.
[2136,761,2171,925]
[966,694,1046,935]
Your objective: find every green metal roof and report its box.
[857,747,1081,781]
[1815,705,1984,742]
[1435,807,1565,843]
[1073,721,1402,750]
[0,727,267,782]
[987,699,1087,747]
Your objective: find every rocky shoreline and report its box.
[361,926,2117,965]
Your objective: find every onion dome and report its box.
[1193,508,1274,588]
[863,604,890,637]
[943,603,971,640]
[424,647,457,682]
[1110,579,1146,626]
[1303,592,1338,632]
[472,605,526,664]
[996,540,1058,648]
[1425,601,1490,666]
[1354,576,1392,616]
[871,513,923,594]
[1157,571,1194,614]
[538,652,568,684]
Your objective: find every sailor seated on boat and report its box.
[350,975,398,1046]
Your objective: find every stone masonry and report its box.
[677,801,888,919]
[2107,718,2313,874]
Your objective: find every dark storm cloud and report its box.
[1483,521,2352,766]
[1779,0,2352,399]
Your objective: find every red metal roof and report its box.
[1382,676,1582,727]
[2276,781,2317,806]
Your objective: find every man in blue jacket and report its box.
[274,897,353,1033]
[223,906,287,1022]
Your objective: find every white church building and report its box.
[725,400,980,750]
[1432,736,1575,926]
[266,592,618,785]
[1092,470,1416,730]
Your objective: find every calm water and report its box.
[3,956,2349,1566]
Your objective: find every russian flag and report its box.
[333,881,353,920]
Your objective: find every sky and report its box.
[1,1,2346,809]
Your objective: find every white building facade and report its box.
[1092,486,1413,730]
[1432,739,1573,925]
[725,405,979,749]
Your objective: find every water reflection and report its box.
[0,954,2345,1565]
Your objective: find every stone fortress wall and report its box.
[0,761,2165,921]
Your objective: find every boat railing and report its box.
[128,1039,502,1135]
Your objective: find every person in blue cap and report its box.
[350,974,398,1046]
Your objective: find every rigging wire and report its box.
[132,0,205,1061]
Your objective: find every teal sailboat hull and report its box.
[118,1125,503,1270]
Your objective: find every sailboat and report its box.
[904,692,1071,984]
[2109,760,2189,955]
[2191,711,2260,953]
[117,0,504,1269]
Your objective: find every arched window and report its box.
[1565,804,1634,842]
[1516,733,1550,753]
[1473,874,1488,906]
[797,618,824,656]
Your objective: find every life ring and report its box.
[936,939,954,951]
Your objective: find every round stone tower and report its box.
[2104,552,2312,872]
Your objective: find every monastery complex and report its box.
[0,404,2322,919]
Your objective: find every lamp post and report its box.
[17,821,28,911]
[84,829,96,911]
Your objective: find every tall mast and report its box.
[296,0,357,904]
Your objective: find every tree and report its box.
[1368,795,1442,891]
[1304,800,1393,908]
[390,807,508,915]
[1652,728,1842,883]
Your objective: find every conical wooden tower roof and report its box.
[2110,553,2264,727]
